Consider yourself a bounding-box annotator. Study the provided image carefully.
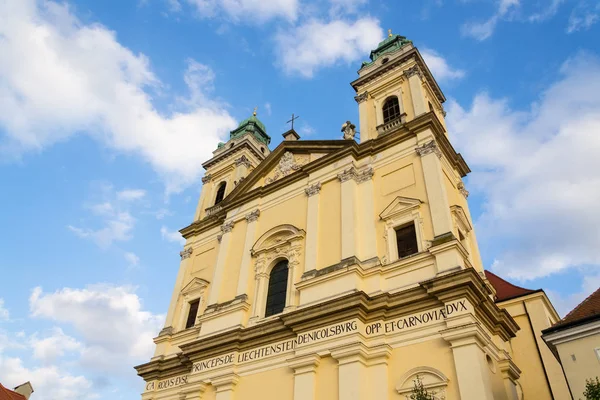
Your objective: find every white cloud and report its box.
[124,252,140,267]
[264,102,272,116]
[0,299,9,321]
[567,1,600,33]
[329,0,368,15]
[116,189,146,202]
[30,327,82,364]
[421,49,465,82]
[275,17,383,78]
[447,52,600,281]
[161,226,185,245]
[185,0,298,22]
[68,212,135,248]
[0,355,94,400]
[461,0,519,41]
[30,285,164,373]
[0,0,237,193]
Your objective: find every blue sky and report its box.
[1,0,600,398]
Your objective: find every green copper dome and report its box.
[229,112,271,146]
[360,30,412,69]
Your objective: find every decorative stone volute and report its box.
[305,182,322,197]
[245,209,260,223]
[415,140,442,158]
[179,247,193,260]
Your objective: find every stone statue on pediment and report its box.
[341,121,356,140]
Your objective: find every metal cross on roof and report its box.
[286,113,300,130]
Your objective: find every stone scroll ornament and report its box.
[265,152,309,184]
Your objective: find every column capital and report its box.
[405,65,424,80]
[245,209,260,222]
[235,155,252,168]
[221,221,235,234]
[212,373,239,392]
[201,174,212,184]
[287,354,321,374]
[337,167,357,183]
[498,356,521,382]
[440,322,491,350]
[179,382,208,400]
[415,140,442,158]
[305,182,322,196]
[355,166,374,184]
[457,182,470,198]
[330,343,370,366]
[354,91,368,104]
[179,247,193,260]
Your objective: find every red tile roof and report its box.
[485,270,540,302]
[546,286,600,333]
[0,384,25,400]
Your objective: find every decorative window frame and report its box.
[380,197,426,264]
[250,225,305,321]
[177,278,209,331]
[373,86,407,129]
[395,366,449,399]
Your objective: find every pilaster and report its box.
[179,382,207,400]
[406,66,427,117]
[288,354,320,400]
[207,221,235,305]
[498,356,521,400]
[161,248,193,334]
[236,210,260,297]
[355,167,376,260]
[304,182,321,272]
[338,169,358,260]
[194,175,212,220]
[212,373,239,400]
[441,323,495,400]
[331,343,369,400]
[354,91,371,143]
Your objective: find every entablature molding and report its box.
[180,112,470,240]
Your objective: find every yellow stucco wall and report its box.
[235,366,294,400]
[556,332,600,399]
[316,356,338,400]
[317,179,341,269]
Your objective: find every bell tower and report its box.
[193,110,271,221]
[351,30,447,143]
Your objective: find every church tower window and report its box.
[214,182,226,205]
[185,299,200,329]
[382,96,401,124]
[395,223,419,258]
[265,260,289,317]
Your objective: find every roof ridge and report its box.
[561,286,600,322]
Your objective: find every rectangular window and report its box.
[185,299,200,329]
[395,223,419,259]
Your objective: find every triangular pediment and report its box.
[222,140,354,204]
[379,196,423,220]
[181,278,209,296]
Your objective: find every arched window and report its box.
[214,182,226,205]
[265,260,288,317]
[382,96,401,124]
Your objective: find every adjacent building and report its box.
[136,31,572,400]
[544,288,600,399]
[0,382,34,400]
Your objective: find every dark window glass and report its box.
[395,223,419,259]
[382,97,401,124]
[185,299,200,329]
[265,260,289,317]
[215,182,226,205]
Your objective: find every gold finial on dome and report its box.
[388,29,393,37]
[253,106,258,116]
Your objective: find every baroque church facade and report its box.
[136,33,571,400]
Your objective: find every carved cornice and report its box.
[304,182,322,197]
[245,209,260,223]
[201,174,212,184]
[354,91,368,104]
[457,182,469,198]
[235,155,252,168]
[179,247,193,260]
[415,140,442,158]
[221,221,234,234]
